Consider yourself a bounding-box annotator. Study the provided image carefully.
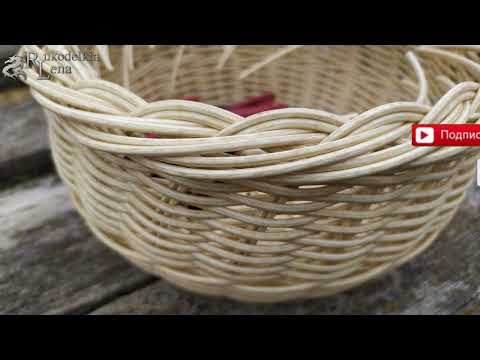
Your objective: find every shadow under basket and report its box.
[23,45,480,302]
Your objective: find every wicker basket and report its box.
[20,45,480,302]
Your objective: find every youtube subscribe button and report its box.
[412,124,480,146]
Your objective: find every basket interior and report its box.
[98,45,429,114]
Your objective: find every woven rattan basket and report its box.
[20,45,480,302]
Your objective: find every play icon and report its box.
[415,127,434,144]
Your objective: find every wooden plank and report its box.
[0,175,154,315]
[0,176,70,250]
[458,293,480,315]
[91,185,480,315]
[0,96,53,185]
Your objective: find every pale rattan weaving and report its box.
[20,45,480,302]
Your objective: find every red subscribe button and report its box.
[412,124,480,147]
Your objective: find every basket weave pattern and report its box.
[22,45,480,302]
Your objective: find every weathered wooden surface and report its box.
[0,176,71,250]
[0,176,155,315]
[459,291,480,315]
[0,67,479,314]
[0,95,53,184]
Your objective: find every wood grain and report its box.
[0,97,53,184]
[0,176,70,250]
[0,176,154,315]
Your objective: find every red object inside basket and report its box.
[146,93,287,138]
